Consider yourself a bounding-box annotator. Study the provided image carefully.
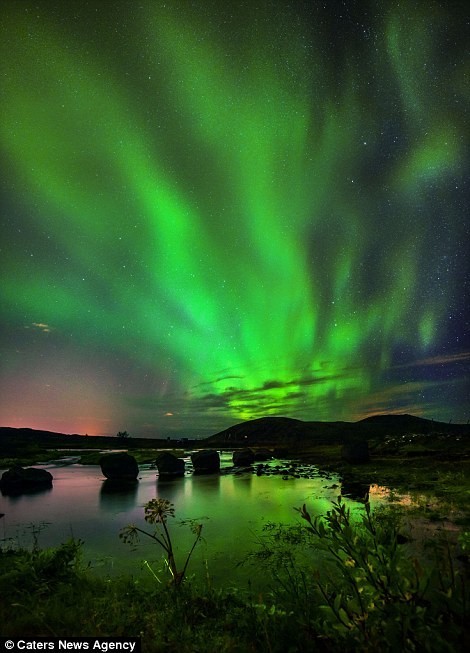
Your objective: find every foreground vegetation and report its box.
[1,498,468,652]
[1,424,469,649]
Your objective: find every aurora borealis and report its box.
[0,0,468,438]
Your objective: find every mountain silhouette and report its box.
[205,413,466,445]
[0,414,466,449]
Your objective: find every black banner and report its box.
[0,639,141,653]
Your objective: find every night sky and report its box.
[1,0,468,439]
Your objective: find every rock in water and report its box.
[0,465,53,495]
[155,452,185,478]
[233,449,255,466]
[99,453,139,480]
[191,449,220,474]
[341,440,370,464]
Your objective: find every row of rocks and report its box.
[1,441,370,493]
[99,449,287,480]
[155,449,220,478]
[97,450,224,481]
[153,448,277,479]
[101,442,370,481]
[0,450,235,492]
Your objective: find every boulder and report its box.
[155,452,185,478]
[0,465,53,495]
[191,449,220,474]
[99,453,139,480]
[341,440,370,464]
[233,449,255,466]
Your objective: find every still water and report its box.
[0,453,378,588]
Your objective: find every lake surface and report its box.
[0,452,384,588]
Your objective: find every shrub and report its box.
[0,538,83,598]
[247,497,469,652]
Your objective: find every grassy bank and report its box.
[1,497,468,652]
[294,431,470,524]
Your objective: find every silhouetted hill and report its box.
[0,414,467,452]
[0,427,170,452]
[206,414,468,445]
[207,416,362,445]
[359,414,436,428]
[354,413,468,436]
[0,427,84,441]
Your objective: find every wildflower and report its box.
[144,498,175,524]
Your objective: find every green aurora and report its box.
[0,0,468,437]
